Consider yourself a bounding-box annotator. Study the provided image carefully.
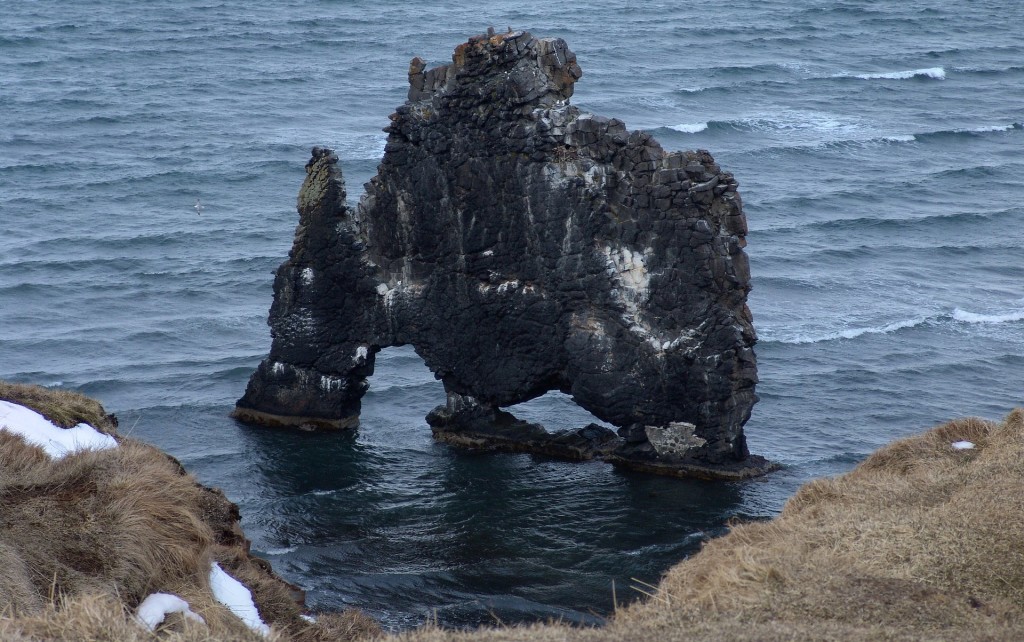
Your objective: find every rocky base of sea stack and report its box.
[426,393,778,480]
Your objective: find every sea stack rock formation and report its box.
[234,31,773,479]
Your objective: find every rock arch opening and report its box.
[358,345,445,432]
[503,391,614,434]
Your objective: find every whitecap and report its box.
[952,308,1024,324]
[731,109,865,139]
[765,316,930,345]
[668,122,708,134]
[961,124,1014,133]
[853,67,945,80]
[881,134,916,143]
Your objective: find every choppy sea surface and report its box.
[2,0,1022,630]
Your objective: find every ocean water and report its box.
[2,0,1022,630]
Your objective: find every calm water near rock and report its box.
[2,0,1022,630]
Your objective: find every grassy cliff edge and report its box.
[4,381,1022,641]
[0,382,379,642]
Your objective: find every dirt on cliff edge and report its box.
[388,411,1024,641]
[0,381,380,642]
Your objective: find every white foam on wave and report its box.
[952,308,1024,324]
[852,67,946,80]
[668,122,708,134]
[765,317,930,345]
[769,307,1024,344]
[961,124,1015,133]
[881,134,916,143]
[329,133,387,161]
[731,109,866,141]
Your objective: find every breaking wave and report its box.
[848,67,946,80]
[668,122,709,133]
[659,117,1020,154]
[952,308,1024,324]
[881,134,916,143]
[658,110,863,139]
[914,123,1022,142]
[764,305,1024,345]
[763,317,933,345]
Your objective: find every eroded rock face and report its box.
[233,31,772,479]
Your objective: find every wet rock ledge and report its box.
[233,30,775,480]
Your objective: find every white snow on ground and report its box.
[952,440,976,450]
[136,593,205,631]
[0,400,117,459]
[210,562,270,636]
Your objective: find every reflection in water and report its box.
[230,347,757,629]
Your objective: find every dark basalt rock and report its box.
[233,31,775,480]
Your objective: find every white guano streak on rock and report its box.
[354,345,368,364]
[319,374,345,391]
[602,244,653,337]
[582,165,603,187]
[477,278,521,295]
[600,246,705,356]
[285,307,318,337]
[562,211,574,256]
[301,267,314,285]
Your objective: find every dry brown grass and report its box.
[9,380,1022,641]
[0,435,213,610]
[0,382,379,641]
[0,593,275,641]
[0,382,116,433]
[389,410,1024,641]
[307,610,384,642]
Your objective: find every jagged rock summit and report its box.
[233,30,774,479]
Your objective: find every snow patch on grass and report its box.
[210,562,270,636]
[136,593,205,631]
[0,400,117,459]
